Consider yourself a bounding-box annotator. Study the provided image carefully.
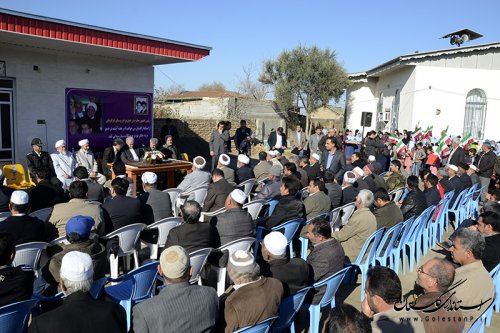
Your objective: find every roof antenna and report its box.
[441,29,483,47]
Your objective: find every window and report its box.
[376,93,384,131]
[391,89,400,132]
[463,89,487,139]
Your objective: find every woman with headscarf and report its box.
[160,135,178,160]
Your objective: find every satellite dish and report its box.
[441,29,482,47]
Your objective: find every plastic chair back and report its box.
[239,178,256,201]
[163,188,183,217]
[0,212,11,221]
[182,186,208,207]
[13,242,48,270]
[375,222,403,259]
[107,261,159,302]
[0,299,39,333]
[329,207,342,231]
[49,236,70,246]
[394,216,414,248]
[29,207,53,223]
[200,207,226,222]
[146,217,181,247]
[102,223,145,256]
[353,228,385,266]
[340,202,356,226]
[219,237,256,254]
[314,267,350,307]
[443,190,455,202]
[271,287,312,332]
[243,199,266,220]
[266,199,279,216]
[234,316,278,333]
[273,218,303,243]
[2,164,32,189]
[189,248,212,284]
[389,187,405,202]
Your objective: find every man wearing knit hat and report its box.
[213,189,254,246]
[29,251,126,333]
[260,231,309,296]
[217,153,236,184]
[75,139,106,185]
[221,250,283,333]
[235,154,254,184]
[254,165,282,200]
[51,139,77,190]
[363,163,387,193]
[133,246,218,333]
[341,171,359,206]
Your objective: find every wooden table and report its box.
[114,160,193,196]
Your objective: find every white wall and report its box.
[0,44,153,163]
[346,81,377,132]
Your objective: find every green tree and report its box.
[259,45,350,134]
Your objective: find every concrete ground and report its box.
[334,227,499,333]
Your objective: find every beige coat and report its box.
[48,199,104,238]
[333,207,376,262]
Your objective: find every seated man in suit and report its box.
[235,154,254,184]
[0,233,34,307]
[458,162,473,189]
[260,231,309,297]
[253,151,271,186]
[29,167,66,212]
[0,190,46,245]
[29,251,126,333]
[254,165,282,200]
[101,138,125,180]
[341,171,359,206]
[102,178,142,234]
[203,168,234,213]
[122,136,142,162]
[260,176,304,229]
[133,246,218,333]
[103,161,134,197]
[304,179,331,220]
[166,200,217,253]
[26,137,60,186]
[73,166,105,203]
[324,170,342,209]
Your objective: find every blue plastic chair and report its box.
[391,217,414,274]
[448,189,467,230]
[401,207,434,273]
[374,222,403,269]
[254,218,304,258]
[420,205,437,256]
[298,213,329,260]
[346,228,385,300]
[104,261,159,331]
[306,267,350,333]
[431,197,451,245]
[266,199,279,216]
[489,263,500,313]
[271,287,311,333]
[234,316,278,333]
[89,277,109,300]
[469,297,495,332]
[31,292,65,317]
[0,299,39,333]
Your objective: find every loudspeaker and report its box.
[361,112,372,127]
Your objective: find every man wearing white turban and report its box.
[51,140,78,190]
[75,139,106,185]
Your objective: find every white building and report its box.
[0,8,210,165]
[346,42,500,140]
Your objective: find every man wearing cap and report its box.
[102,178,142,233]
[448,164,465,205]
[254,165,282,200]
[75,139,106,185]
[322,137,346,183]
[51,139,78,190]
[267,127,287,154]
[235,154,254,184]
[101,138,125,180]
[29,167,66,211]
[49,181,104,239]
[268,150,283,170]
[261,176,304,229]
[217,154,236,184]
[253,151,271,185]
[29,251,126,333]
[203,169,235,213]
[133,246,218,333]
[42,215,105,288]
[177,156,211,199]
[458,162,473,189]
[363,163,387,193]
[0,190,45,245]
[260,231,309,296]
[220,250,283,333]
[467,164,480,187]
[341,171,360,206]
[210,121,230,170]
[352,166,369,191]
[139,172,172,225]
[0,233,35,307]
[166,200,217,253]
[26,137,59,186]
[305,153,322,181]
[306,218,345,303]
[0,169,14,212]
[213,189,254,246]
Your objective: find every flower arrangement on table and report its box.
[143,150,165,164]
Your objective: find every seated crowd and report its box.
[0,125,499,333]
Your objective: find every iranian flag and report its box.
[413,125,423,141]
[387,134,399,144]
[436,141,450,159]
[395,140,406,154]
[438,126,452,146]
[461,133,474,149]
[424,125,433,139]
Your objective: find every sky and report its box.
[2,0,500,94]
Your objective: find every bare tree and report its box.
[198,81,227,92]
[237,64,269,100]
[154,84,185,101]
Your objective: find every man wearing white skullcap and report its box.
[260,231,310,296]
[352,166,370,191]
[176,156,211,202]
[341,171,360,206]
[223,250,283,332]
[51,139,77,190]
[29,251,127,333]
[268,150,283,171]
[217,153,236,184]
[139,172,172,229]
[447,164,465,203]
[213,189,253,246]
[74,139,106,185]
[236,154,254,184]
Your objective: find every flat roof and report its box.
[0,8,211,64]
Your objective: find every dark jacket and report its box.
[28,291,126,333]
[29,180,66,211]
[0,265,34,307]
[459,173,473,190]
[262,195,304,229]
[373,201,404,230]
[203,179,234,213]
[364,138,384,157]
[166,222,218,253]
[260,257,310,296]
[213,208,255,247]
[101,147,124,179]
[0,185,14,212]
[478,150,497,178]
[325,182,342,209]
[448,147,466,166]
[305,163,322,182]
[26,151,57,180]
[449,176,465,205]
[321,149,346,181]
[235,166,254,184]
[424,186,441,207]
[353,178,369,191]
[139,188,173,225]
[439,178,454,194]
[267,131,287,150]
[483,233,500,272]
[82,179,105,203]
[0,215,46,245]
[122,147,143,162]
[400,188,427,220]
[102,195,142,233]
[341,185,359,206]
